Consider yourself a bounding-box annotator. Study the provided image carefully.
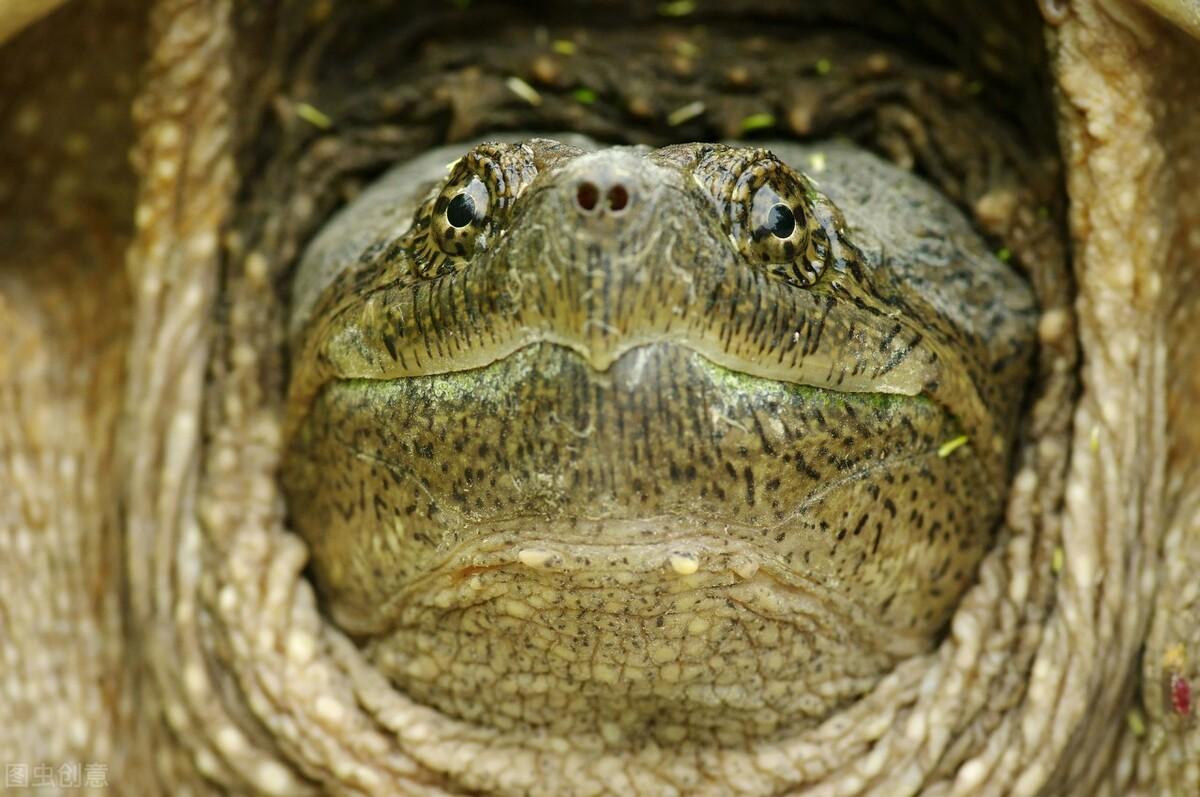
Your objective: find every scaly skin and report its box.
[282,137,1035,746]
[1,1,1199,795]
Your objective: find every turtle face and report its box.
[283,137,1036,745]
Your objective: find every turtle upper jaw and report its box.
[300,148,953,383]
[288,168,977,440]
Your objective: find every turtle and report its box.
[0,1,1198,796]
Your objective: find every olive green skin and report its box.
[282,137,1036,745]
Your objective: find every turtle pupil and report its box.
[767,203,795,239]
[447,193,476,228]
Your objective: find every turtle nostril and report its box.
[576,181,599,212]
[606,184,629,212]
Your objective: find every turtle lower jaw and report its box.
[356,528,926,745]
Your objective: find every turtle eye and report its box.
[737,168,819,285]
[748,183,803,254]
[687,146,830,287]
[401,142,540,278]
[432,174,490,258]
[765,203,795,238]
[730,155,826,287]
[446,192,476,228]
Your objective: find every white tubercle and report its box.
[518,548,558,569]
[668,553,700,575]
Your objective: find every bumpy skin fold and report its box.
[1,0,1199,795]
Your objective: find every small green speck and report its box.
[295,102,332,130]
[1051,546,1064,574]
[572,87,597,105]
[1090,426,1100,452]
[1127,709,1146,737]
[451,0,471,8]
[967,80,984,95]
[815,58,832,76]
[996,247,1012,262]
[937,435,969,458]
[807,152,827,173]
[1037,205,1051,220]
[658,0,696,16]
[552,39,577,55]
[740,112,776,133]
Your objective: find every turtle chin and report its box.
[283,339,1000,740]
[359,525,920,745]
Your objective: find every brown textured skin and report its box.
[0,1,1198,795]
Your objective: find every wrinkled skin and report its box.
[1,1,1200,796]
[282,137,1035,744]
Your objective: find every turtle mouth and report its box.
[343,499,949,642]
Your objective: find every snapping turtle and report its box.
[1,1,1198,796]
